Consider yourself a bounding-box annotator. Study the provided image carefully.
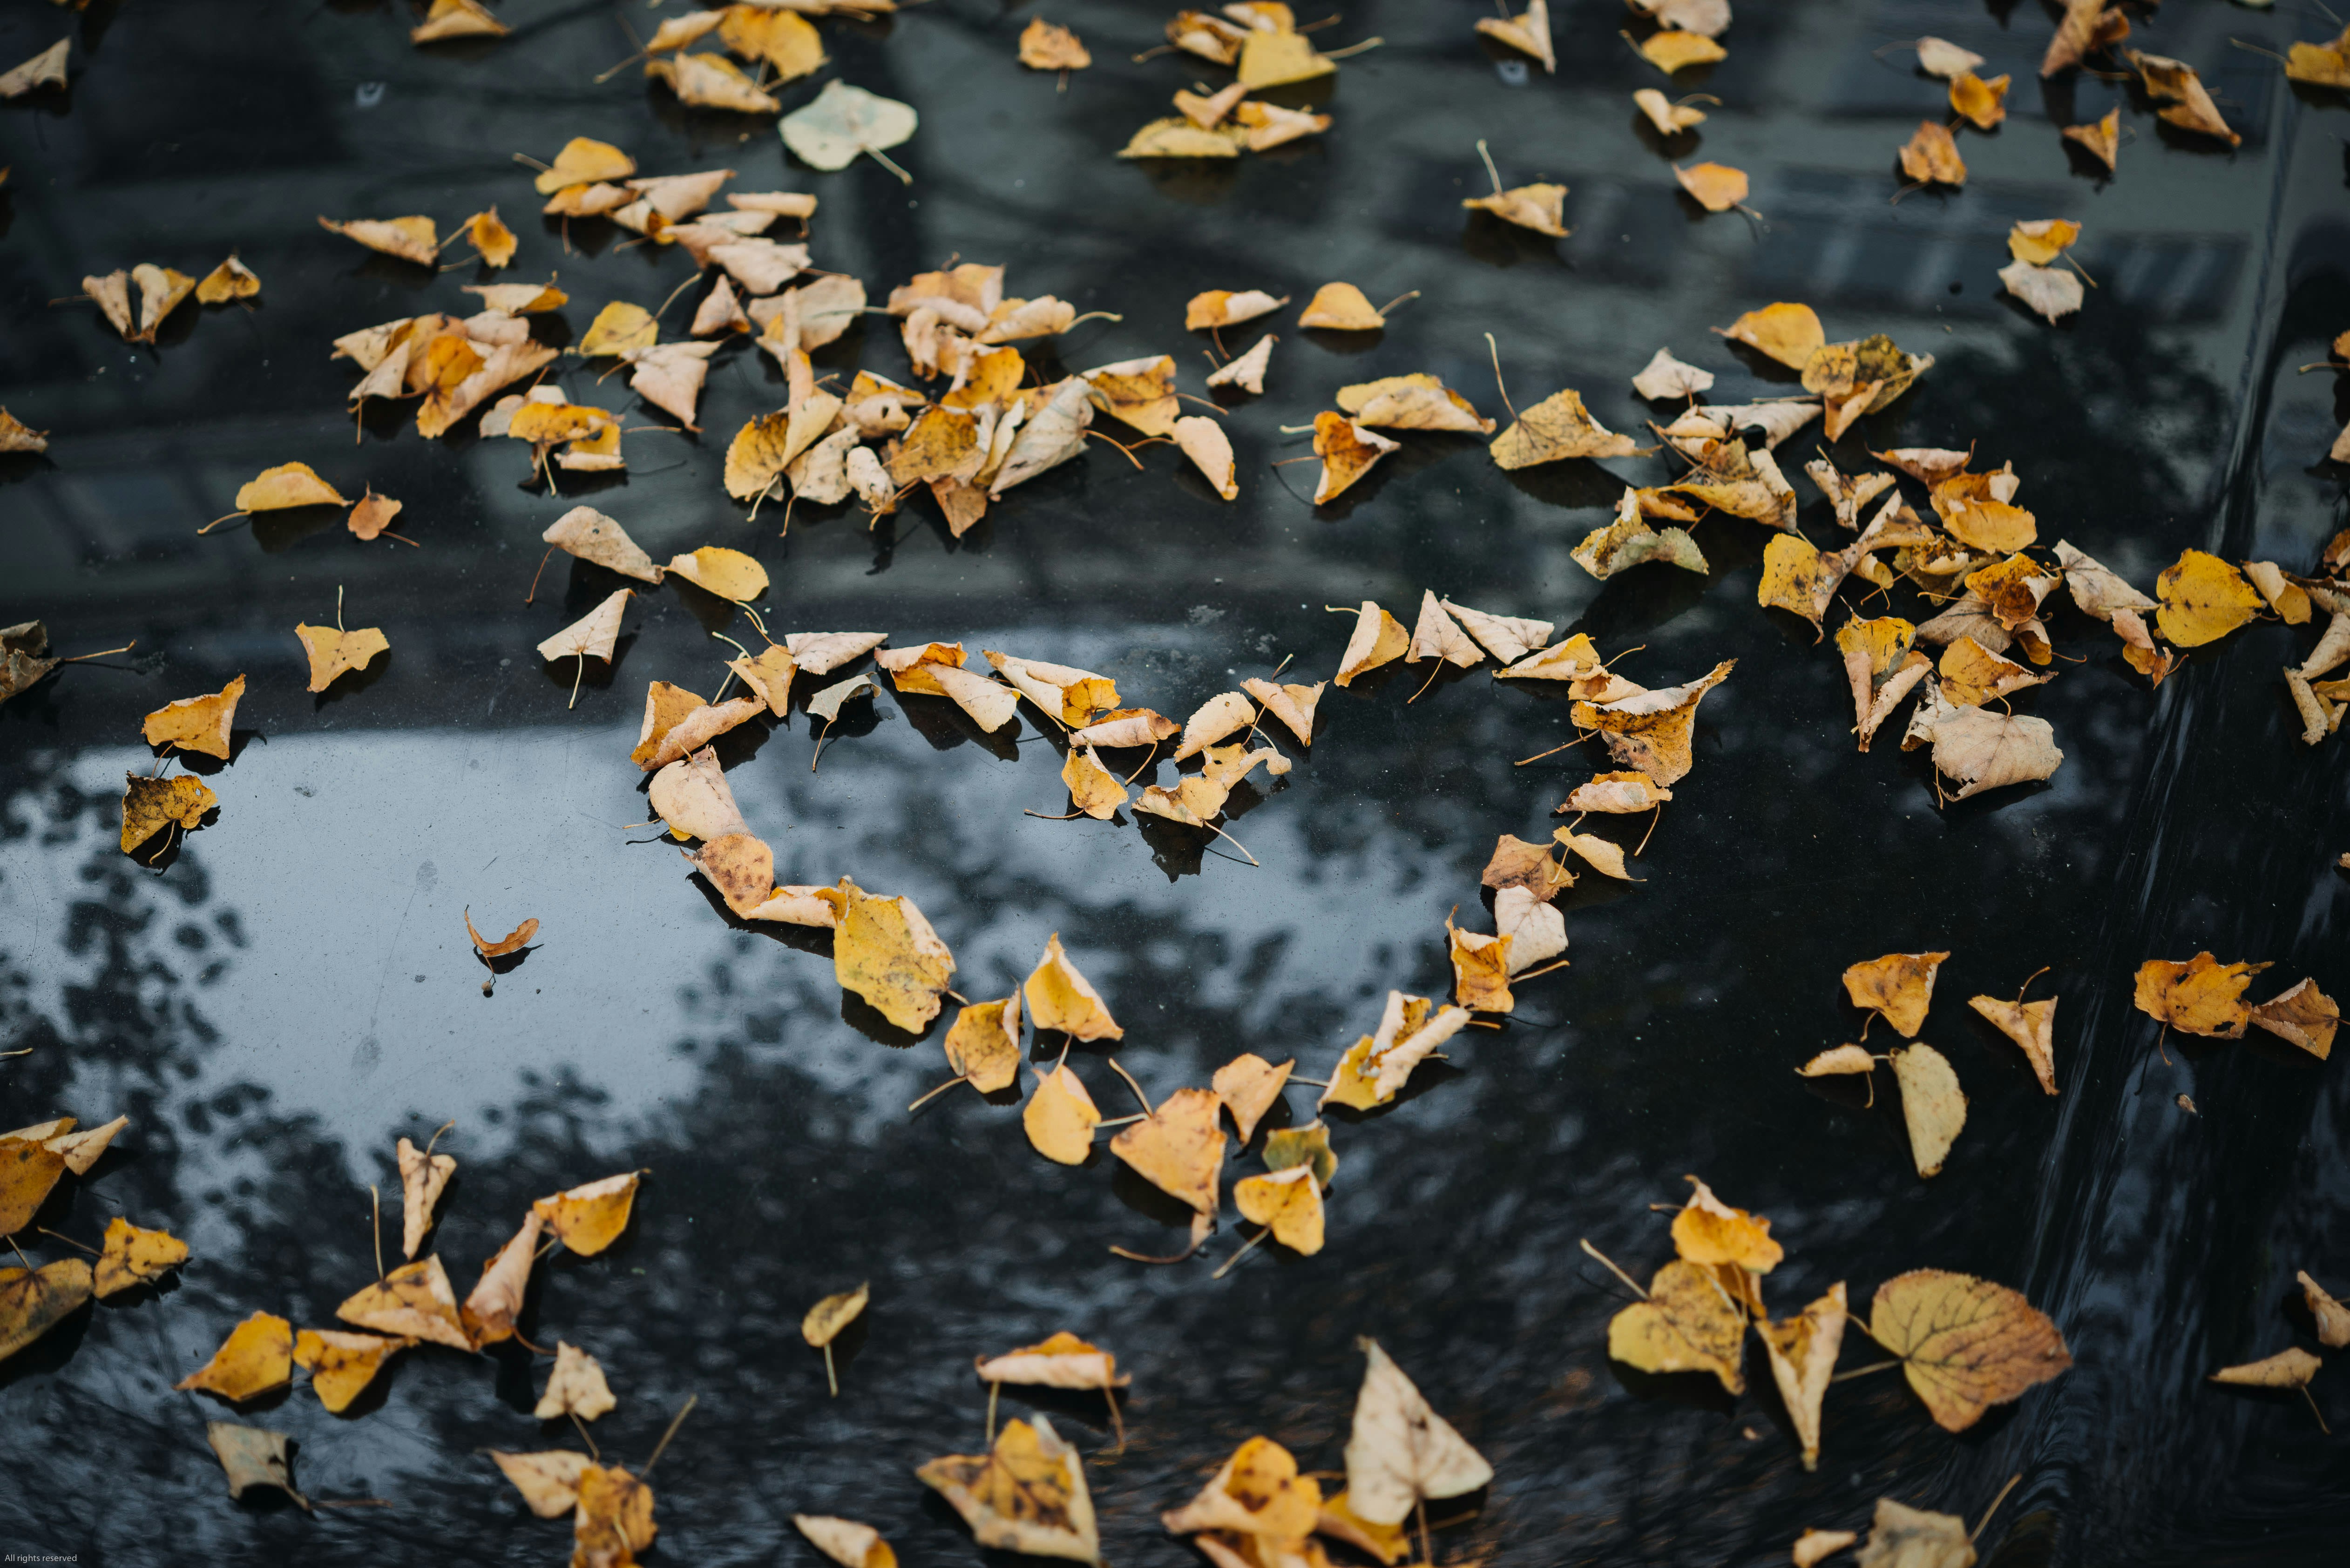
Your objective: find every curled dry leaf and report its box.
[920,1417,1101,1564]
[1970,992,2059,1094]
[1949,71,2009,129]
[535,1340,617,1421]
[1898,122,1966,187]
[1334,600,1409,686]
[1449,921,1514,1013]
[1242,678,1322,747]
[1477,1,1554,73]
[1446,600,1553,662]
[2298,1272,2350,1348]
[1187,289,1287,330]
[1559,771,1673,814]
[1311,413,1398,503]
[1871,1269,2071,1431]
[1175,415,1239,500]
[2209,1346,2322,1389]
[1853,1499,1973,1568]
[1165,1435,1322,1537]
[319,215,440,266]
[2127,50,2240,146]
[1341,373,1494,435]
[1670,1177,1783,1271]
[975,1330,1129,1392]
[1483,833,1572,901]
[1761,1283,1848,1473]
[797,1514,899,1568]
[1206,335,1274,394]
[1793,1527,1860,1568]
[574,1464,657,1567]
[803,1281,869,1348]
[1024,933,1122,1041]
[396,1135,455,1258]
[177,1311,295,1401]
[338,1256,472,1350]
[1838,617,1931,753]
[1571,660,1734,784]
[461,1210,542,1346]
[1322,991,1470,1109]
[1632,86,1706,134]
[2248,978,2337,1060]
[493,1450,590,1519]
[465,909,538,960]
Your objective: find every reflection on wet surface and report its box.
[4,1,2348,1563]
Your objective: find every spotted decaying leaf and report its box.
[396,1134,456,1257]
[2128,50,2241,147]
[917,1416,1102,1566]
[2248,978,2337,1060]
[1870,1269,2072,1431]
[1482,833,1572,901]
[120,773,217,853]
[2209,1345,2323,1392]
[96,1216,189,1298]
[573,1463,658,1568]
[1842,951,1948,1038]
[2155,549,2262,648]
[1898,122,1966,188]
[2132,953,2270,1040]
[1449,918,1514,1013]
[1164,1434,1323,1538]
[1311,412,1399,504]
[1570,659,1734,785]
[2285,26,2350,88]
[1558,771,1674,814]
[295,1328,413,1413]
[338,1256,473,1350]
[207,1422,305,1508]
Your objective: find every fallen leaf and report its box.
[1120,116,1247,158]
[1970,993,2059,1094]
[1231,1165,1325,1256]
[931,995,1022,1098]
[1558,771,1674,814]
[1835,617,1931,753]
[1340,373,1495,435]
[1853,1499,1972,1568]
[1483,834,1571,901]
[1717,302,1825,369]
[2128,50,2240,145]
[336,1256,471,1350]
[1490,389,1641,467]
[1554,829,1633,881]
[460,1210,542,1346]
[1235,100,1330,151]
[919,1416,1100,1565]
[318,214,439,266]
[797,1514,899,1568]
[1323,992,1471,1110]
[1165,1435,1324,1537]
[1798,1044,1876,1078]
[1318,1492,1409,1565]
[396,1135,455,1258]
[412,0,507,41]
[2210,1346,2321,1388]
[294,1328,412,1413]
[1240,678,1322,747]
[464,909,537,960]
[1312,412,1399,503]
[491,1450,589,1519]
[719,6,826,80]
[92,1217,186,1299]
[2247,978,2336,1059]
[0,409,50,454]
[648,50,780,112]
[1760,1283,1847,1472]
[0,1258,91,1365]
[804,1281,868,1354]
[1574,495,1709,581]
[1901,685,2064,800]
[1671,1176,1783,1271]
[1793,1527,1860,1568]
[1175,415,1240,500]
[1871,1269,2071,1430]
[138,674,244,760]
[1207,335,1275,394]
[1609,1259,1746,1394]
[206,1422,304,1507]
[1999,260,2083,324]
[2134,953,2269,1040]
[177,1311,294,1400]
[0,37,69,98]
[1949,70,2010,129]
[1297,282,1389,331]
[1570,660,1734,784]
[1408,591,1484,669]
[119,773,216,854]
[1111,1087,1226,1216]
[783,80,918,175]
[535,589,632,671]
[2286,25,2350,87]
[1674,161,1749,212]
[1239,27,1336,89]
[1889,1045,1966,1178]
[1898,122,1966,187]
[1464,179,1570,237]
[574,1464,657,1566]
[1634,31,1727,74]
[836,881,955,1032]
[1343,1338,1494,1526]
[1843,952,1947,1039]
[1937,636,2044,708]
[1187,289,1287,329]
[295,620,390,693]
[1334,600,1409,686]
[1631,348,1714,400]
[2155,549,2262,647]
[1023,1064,1102,1165]
[533,1171,642,1257]
[1212,1054,1295,1144]
[1478,2,1554,73]
[128,264,195,344]
[2063,108,2121,170]
[1449,920,1514,1013]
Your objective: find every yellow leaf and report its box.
[943,994,1023,1093]
[720,6,827,80]
[1759,1283,1846,1472]
[1023,1066,1100,1165]
[1212,1053,1295,1143]
[1854,1500,1973,1568]
[1568,659,1735,784]
[803,1281,869,1346]
[535,1339,616,1419]
[2209,1346,2322,1388]
[1949,70,2010,129]
[1448,922,1513,1013]
[491,1450,589,1518]
[1234,1165,1325,1254]
[1023,933,1122,1040]
[1019,18,1090,71]
[2248,977,2336,1060]
[1238,28,1334,88]
[237,460,346,512]
[975,1330,1128,1391]
[2007,219,2081,266]
[1969,994,2058,1094]
[1669,1176,1783,1271]
[295,622,390,693]
[2063,108,2120,170]
[1889,1044,1966,1178]
[176,1311,294,1401]
[396,1135,456,1259]
[461,1211,542,1346]
[336,1257,472,1350]
[95,1216,188,1298]
[294,1328,412,1413]
[1898,121,1966,186]
[664,545,769,603]
[120,773,216,854]
[835,881,955,1033]
[1870,1269,2071,1431]
[2155,548,2261,647]
[0,1258,91,1365]
[1842,951,1948,1037]
[1608,1260,1746,1394]
[1263,1121,1339,1187]
[574,1463,658,1566]
[532,1170,642,1257]
[581,300,658,358]
[318,214,439,265]
[1490,389,1640,469]
[1715,302,1825,370]
[1635,31,1727,74]
[1673,161,1747,212]
[917,1416,1101,1565]
[796,1514,900,1568]
[1059,746,1129,820]
[2133,953,2269,1039]
[1162,1435,1323,1537]
[1108,1087,1226,1214]
[535,136,635,195]
[1297,282,1386,331]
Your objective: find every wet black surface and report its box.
[3,0,2348,1564]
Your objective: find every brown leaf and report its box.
[918,1416,1101,1564]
